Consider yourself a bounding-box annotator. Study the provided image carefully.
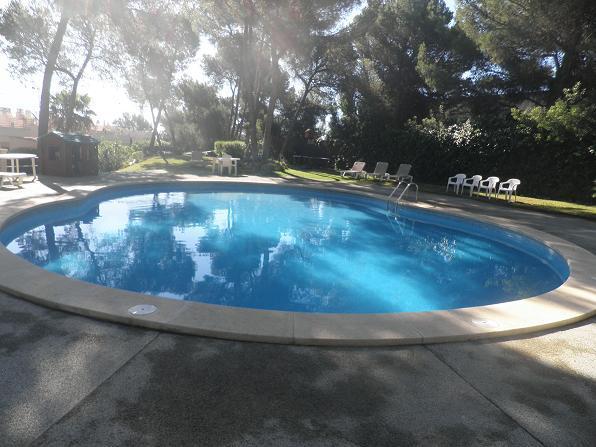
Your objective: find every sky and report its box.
[0,0,457,124]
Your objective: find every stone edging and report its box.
[0,179,594,346]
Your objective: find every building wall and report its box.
[0,108,38,152]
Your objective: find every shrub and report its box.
[98,141,140,172]
[214,140,246,158]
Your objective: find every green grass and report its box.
[490,195,596,219]
[417,182,595,219]
[281,167,595,220]
[118,155,210,175]
[276,168,394,186]
[118,160,595,219]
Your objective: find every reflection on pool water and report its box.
[0,185,569,313]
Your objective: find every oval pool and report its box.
[0,184,569,314]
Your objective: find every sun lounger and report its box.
[365,162,389,180]
[340,161,366,178]
[385,164,413,182]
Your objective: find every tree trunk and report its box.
[38,12,70,144]
[236,103,247,141]
[244,26,261,160]
[230,77,242,139]
[149,103,168,164]
[65,29,95,132]
[227,81,237,138]
[281,74,315,157]
[65,77,80,133]
[551,47,580,103]
[163,108,177,147]
[149,104,162,150]
[261,44,280,160]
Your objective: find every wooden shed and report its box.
[38,131,99,177]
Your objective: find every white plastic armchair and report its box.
[340,161,366,178]
[497,178,521,202]
[446,173,466,194]
[385,164,413,183]
[218,153,237,176]
[365,162,389,180]
[477,176,500,199]
[461,175,483,197]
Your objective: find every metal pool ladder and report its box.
[386,180,418,215]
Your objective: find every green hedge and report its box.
[214,140,246,158]
[329,85,596,203]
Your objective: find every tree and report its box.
[0,1,121,139]
[113,0,200,151]
[50,90,96,133]
[0,0,72,140]
[197,0,358,160]
[457,0,596,103]
[113,112,152,131]
[329,0,480,166]
[176,80,228,149]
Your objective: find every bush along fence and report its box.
[214,140,246,158]
[329,86,596,203]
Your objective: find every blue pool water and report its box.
[0,184,569,313]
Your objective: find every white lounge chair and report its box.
[365,162,389,180]
[385,164,413,182]
[477,176,499,199]
[497,178,521,202]
[340,161,366,178]
[446,173,466,194]
[0,171,26,187]
[461,175,482,197]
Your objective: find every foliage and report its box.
[2,0,595,204]
[457,0,596,102]
[50,90,96,133]
[98,140,143,172]
[0,0,114,135]
[112,112,152,131]
[175,81,228,150]
[214,140,246,158]
[509,84,596,200]
[111,0,200,150]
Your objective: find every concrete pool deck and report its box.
[0,174,594,346]
[1,173,595,446]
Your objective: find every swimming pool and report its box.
[0,183,569,314]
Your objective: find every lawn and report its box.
[276,168,596,219]
[118,155,211,175]
[119,158,595,220]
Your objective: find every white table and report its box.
[0,153,38,180]
[212,157,240,176]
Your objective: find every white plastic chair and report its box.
[461,175,483,197]
[385,164,413,182]
[340,161,366,178]
[477,176,500,199]
[218,154,237,176]
[365,162,389,180]
[446,173,466,194]
[497,178,521,202]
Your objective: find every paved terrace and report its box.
[1,173,595,446]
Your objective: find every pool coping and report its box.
[0,179,595,346]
